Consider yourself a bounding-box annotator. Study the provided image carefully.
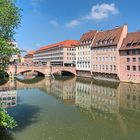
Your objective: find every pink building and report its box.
[91,25,127,81]
[119,32,140,83]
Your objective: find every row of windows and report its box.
[67,53,75,55]
[127,58,140,62]
[93,65,116,71]
[77,45,90,50]
[77,57,90,61]
[77,61,90,64]
[96,38,115,46]
[125,50,140,55]
[93,56,116,62]
[67,48,75,51]
[77,64,90,68]
[77,51,90,55]
[127,66,140,71]
[67,57,75,60]
[80,40,92,45]
[127,41,140,47]
[92,46,116,53]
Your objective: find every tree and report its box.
[0,0,21,72]
[0,0,21,129]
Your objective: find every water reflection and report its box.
[0,90,17,108]
[48,78,76,104]
[0,79,17,108]
[0,77,140,140]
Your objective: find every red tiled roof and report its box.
[28,50,35,55]
[24,50,35,58]
[120,32,140,50]
[79,30,97,42]
[36,40,78,53]
[92,26,124,47]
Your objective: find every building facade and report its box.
[91,25,128,81]
[76,30,97,77]
[24,50,35,64]
[33,40,78,66]
[119,32,140,83]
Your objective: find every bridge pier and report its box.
[9,72,16,80]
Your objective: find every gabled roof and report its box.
[28,50,35,55]
[24,50,35,58]
[120,32,140,50]
[36,40,78,53]
[79,30,97,42]
[92,26,124,47]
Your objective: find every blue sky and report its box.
[15,0,140,51]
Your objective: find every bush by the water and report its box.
[0,108,17,129]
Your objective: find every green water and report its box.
[0,77,140,140]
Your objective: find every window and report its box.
[133,66,136,71]
[114,65,116,71]
[127,66,130,70]
[133,42,137,46]
[106,65,108,70]
[132,50,136,55]
[133,58,136,62]
[114,56,116,62]
[127,58,130,62]
[110,65,112,71]
[127,43,131,47]
[127,50,130,55]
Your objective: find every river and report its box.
[0,77,140,140]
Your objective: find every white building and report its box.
[76,30,97,77]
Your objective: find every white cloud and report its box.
[86,3,119,20]
[66,19,80,28]
[66,3,119,28]
[50,20,59,27]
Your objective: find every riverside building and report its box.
[91,25,128,80]
[76,30,97,77]
[119,32,140,83]
[24,50,35,64]
[33,40,78,66]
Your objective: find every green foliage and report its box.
[0,108,17,129]
[0,0,21,40]
[0,0,21,71]
[0,0,21,129]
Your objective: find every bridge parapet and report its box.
[6,65,76,77]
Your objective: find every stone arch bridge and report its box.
[6,65,76,77]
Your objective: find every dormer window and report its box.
[99,41,102,45]
[96,42,98,45]
[105,40,107,44]
[110,39,113,43]
[132,42,137,46]
[127,43,131,47]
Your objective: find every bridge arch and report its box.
[51,66,76,76]
[61,71,75,76]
